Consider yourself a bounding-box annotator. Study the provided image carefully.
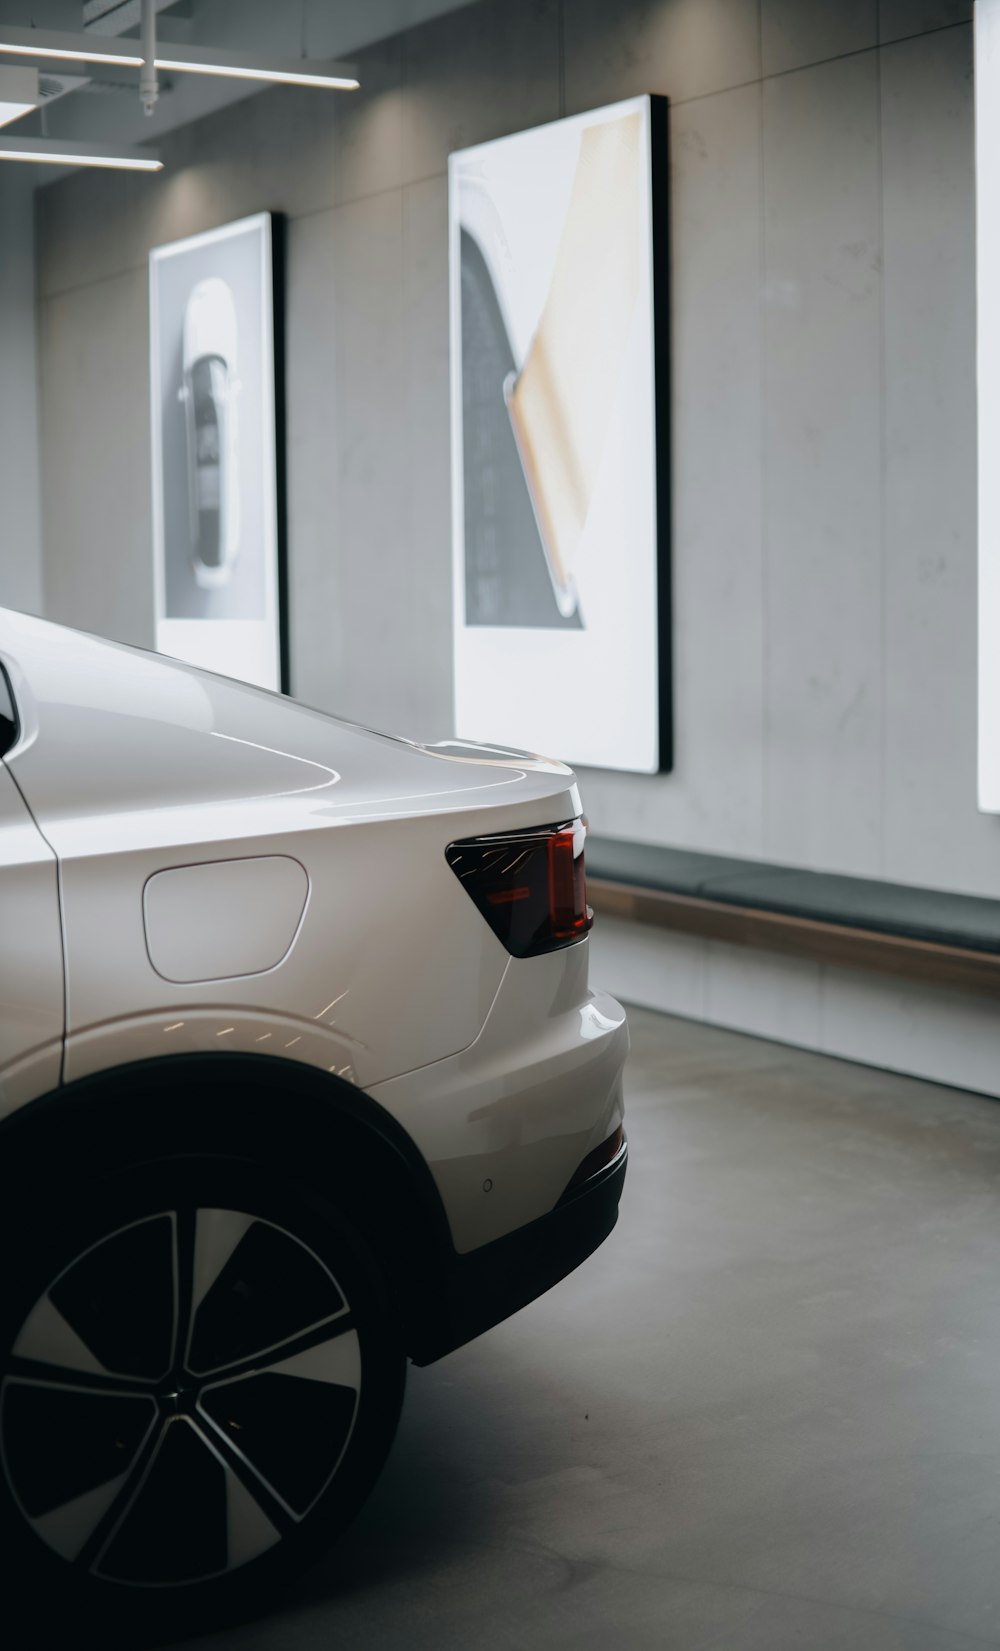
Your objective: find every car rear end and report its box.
[369,792,629,1362]
[0,609,628,1628]
[0,606,628,1363]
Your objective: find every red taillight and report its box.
[548,828,589,940]
[446,817,594,958]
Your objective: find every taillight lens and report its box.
[446,817,593,958]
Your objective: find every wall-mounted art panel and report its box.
[150,212,285,692]
[449,95,670,774]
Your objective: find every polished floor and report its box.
[174,1005,1000,1650]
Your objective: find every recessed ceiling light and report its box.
[0,134,162,170]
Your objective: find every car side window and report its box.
[0,666,18,758]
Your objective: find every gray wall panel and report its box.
[878,0,971,44]
[0,170,42,615]
[579,84,765,856]
[402,0,560,182]
[32,0,991,903]
[762,53,883,875]
[880,26,991,891]
[325,190,408,734]
[401,174,454,739]
[283,210,345,714]
[562,0,761,109]
[762,0,877,75]
[287,181,452,741]
[289,191,409,734]
[39,268,152,647]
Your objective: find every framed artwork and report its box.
[449,95,670,774]
[149,211,286,692]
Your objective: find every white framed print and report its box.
[449,95,671,774]
[149,211,286,692]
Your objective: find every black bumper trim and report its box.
[409,1140,627,1366]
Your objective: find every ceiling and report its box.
[0,0,478,166]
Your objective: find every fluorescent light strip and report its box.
[155,56,358,89]
[0,135,161,169]
[0,42,141,64]
[0,149,161,169]
[0,27,141,66]
[0,26,359,88]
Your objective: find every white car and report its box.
[178,277,241,589]
[0,607,628,1629]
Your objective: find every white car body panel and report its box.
[0,762,63,1111]
[0,608,626,1253]
[143,855,310,982]
[371,946,626,1252]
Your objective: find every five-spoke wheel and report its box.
[0,1159,404,1626]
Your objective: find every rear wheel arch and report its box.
[0,1052,456,1354]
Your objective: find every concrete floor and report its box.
[174,1005,1000,1650]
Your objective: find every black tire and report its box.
[0,1153,405,1637]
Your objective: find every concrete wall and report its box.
[34,0,984,889]
[0,168,42,615]
[33,0,1000,1092]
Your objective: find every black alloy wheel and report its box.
[0,1156,405,1630]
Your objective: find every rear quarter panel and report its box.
[0,609,581,1100]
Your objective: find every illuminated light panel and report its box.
[448,95,668,774]
[0,135,161,169]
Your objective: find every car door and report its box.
[0,670,63,1116]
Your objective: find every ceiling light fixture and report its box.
[0,25,142,67]
[0,134,162,170]
[0,24,358,89]
[0,63,37,129]
[152,48,359,90]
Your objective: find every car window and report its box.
[0,666,18,758]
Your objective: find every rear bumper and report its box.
[409,1135,627,1365]
[369,943,629,1255]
